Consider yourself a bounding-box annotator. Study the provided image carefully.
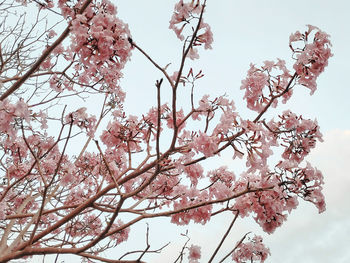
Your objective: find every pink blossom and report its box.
[263,60,275,71]
[240,64,269,112]
[239,120,274,174]
[184,163,204,186]
[60,162,77,186]
[167,109,186,131]
[169,0,202,40]
[36,110,48,129]
[65,108,97,136]
[169,1,213,56]
[145,104,168,127]
[197,94,211,112]
[208,166,236,188]
[290,25,332,94]
[40,57,52,70]
[188,244,201,263]
[209,181,232,199]
[49,74,63,92]
[197,22,213,49]
[188,47,200,60]
[0,202,7,220]
[241,59,292,112]
[232,235,270,263]
[109,220,130,245]
[273,111,323,163]
[232,170,300,233]
[214,107,238,135]
[191,131,218,157]
[67,0,132,95]
[14,99,30,122]
[171,187,212,225]
[289,30,303,43]
[299,163,326,213]
[48,29,57,38]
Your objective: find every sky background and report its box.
[27,0,350,262]
[113,1,350,262]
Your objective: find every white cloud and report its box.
[263,130,350,263]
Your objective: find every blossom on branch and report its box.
[232,235,270,263]
[0,0,332,262]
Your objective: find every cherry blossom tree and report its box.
[0,0,332,262]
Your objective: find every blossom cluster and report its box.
[290,25,332,94]
[232,235,270,263]
[169,0,202,41]
[268,110,323,164]
[240,60,292,112]
[169,0,213,60]
[188,244,201,263]
[241,25,332,114]
[232,160,324,233]
[0,99,31,139]
[0,1,332,262]
[50,0,133,95]
[171,186,212,225]
[65,107,97,136]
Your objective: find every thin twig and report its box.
[208,211,239,263]
[0,0,93,101]
[218,232,250,263]
[155,78,163,173]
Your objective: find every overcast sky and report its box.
[29,0,350,262]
